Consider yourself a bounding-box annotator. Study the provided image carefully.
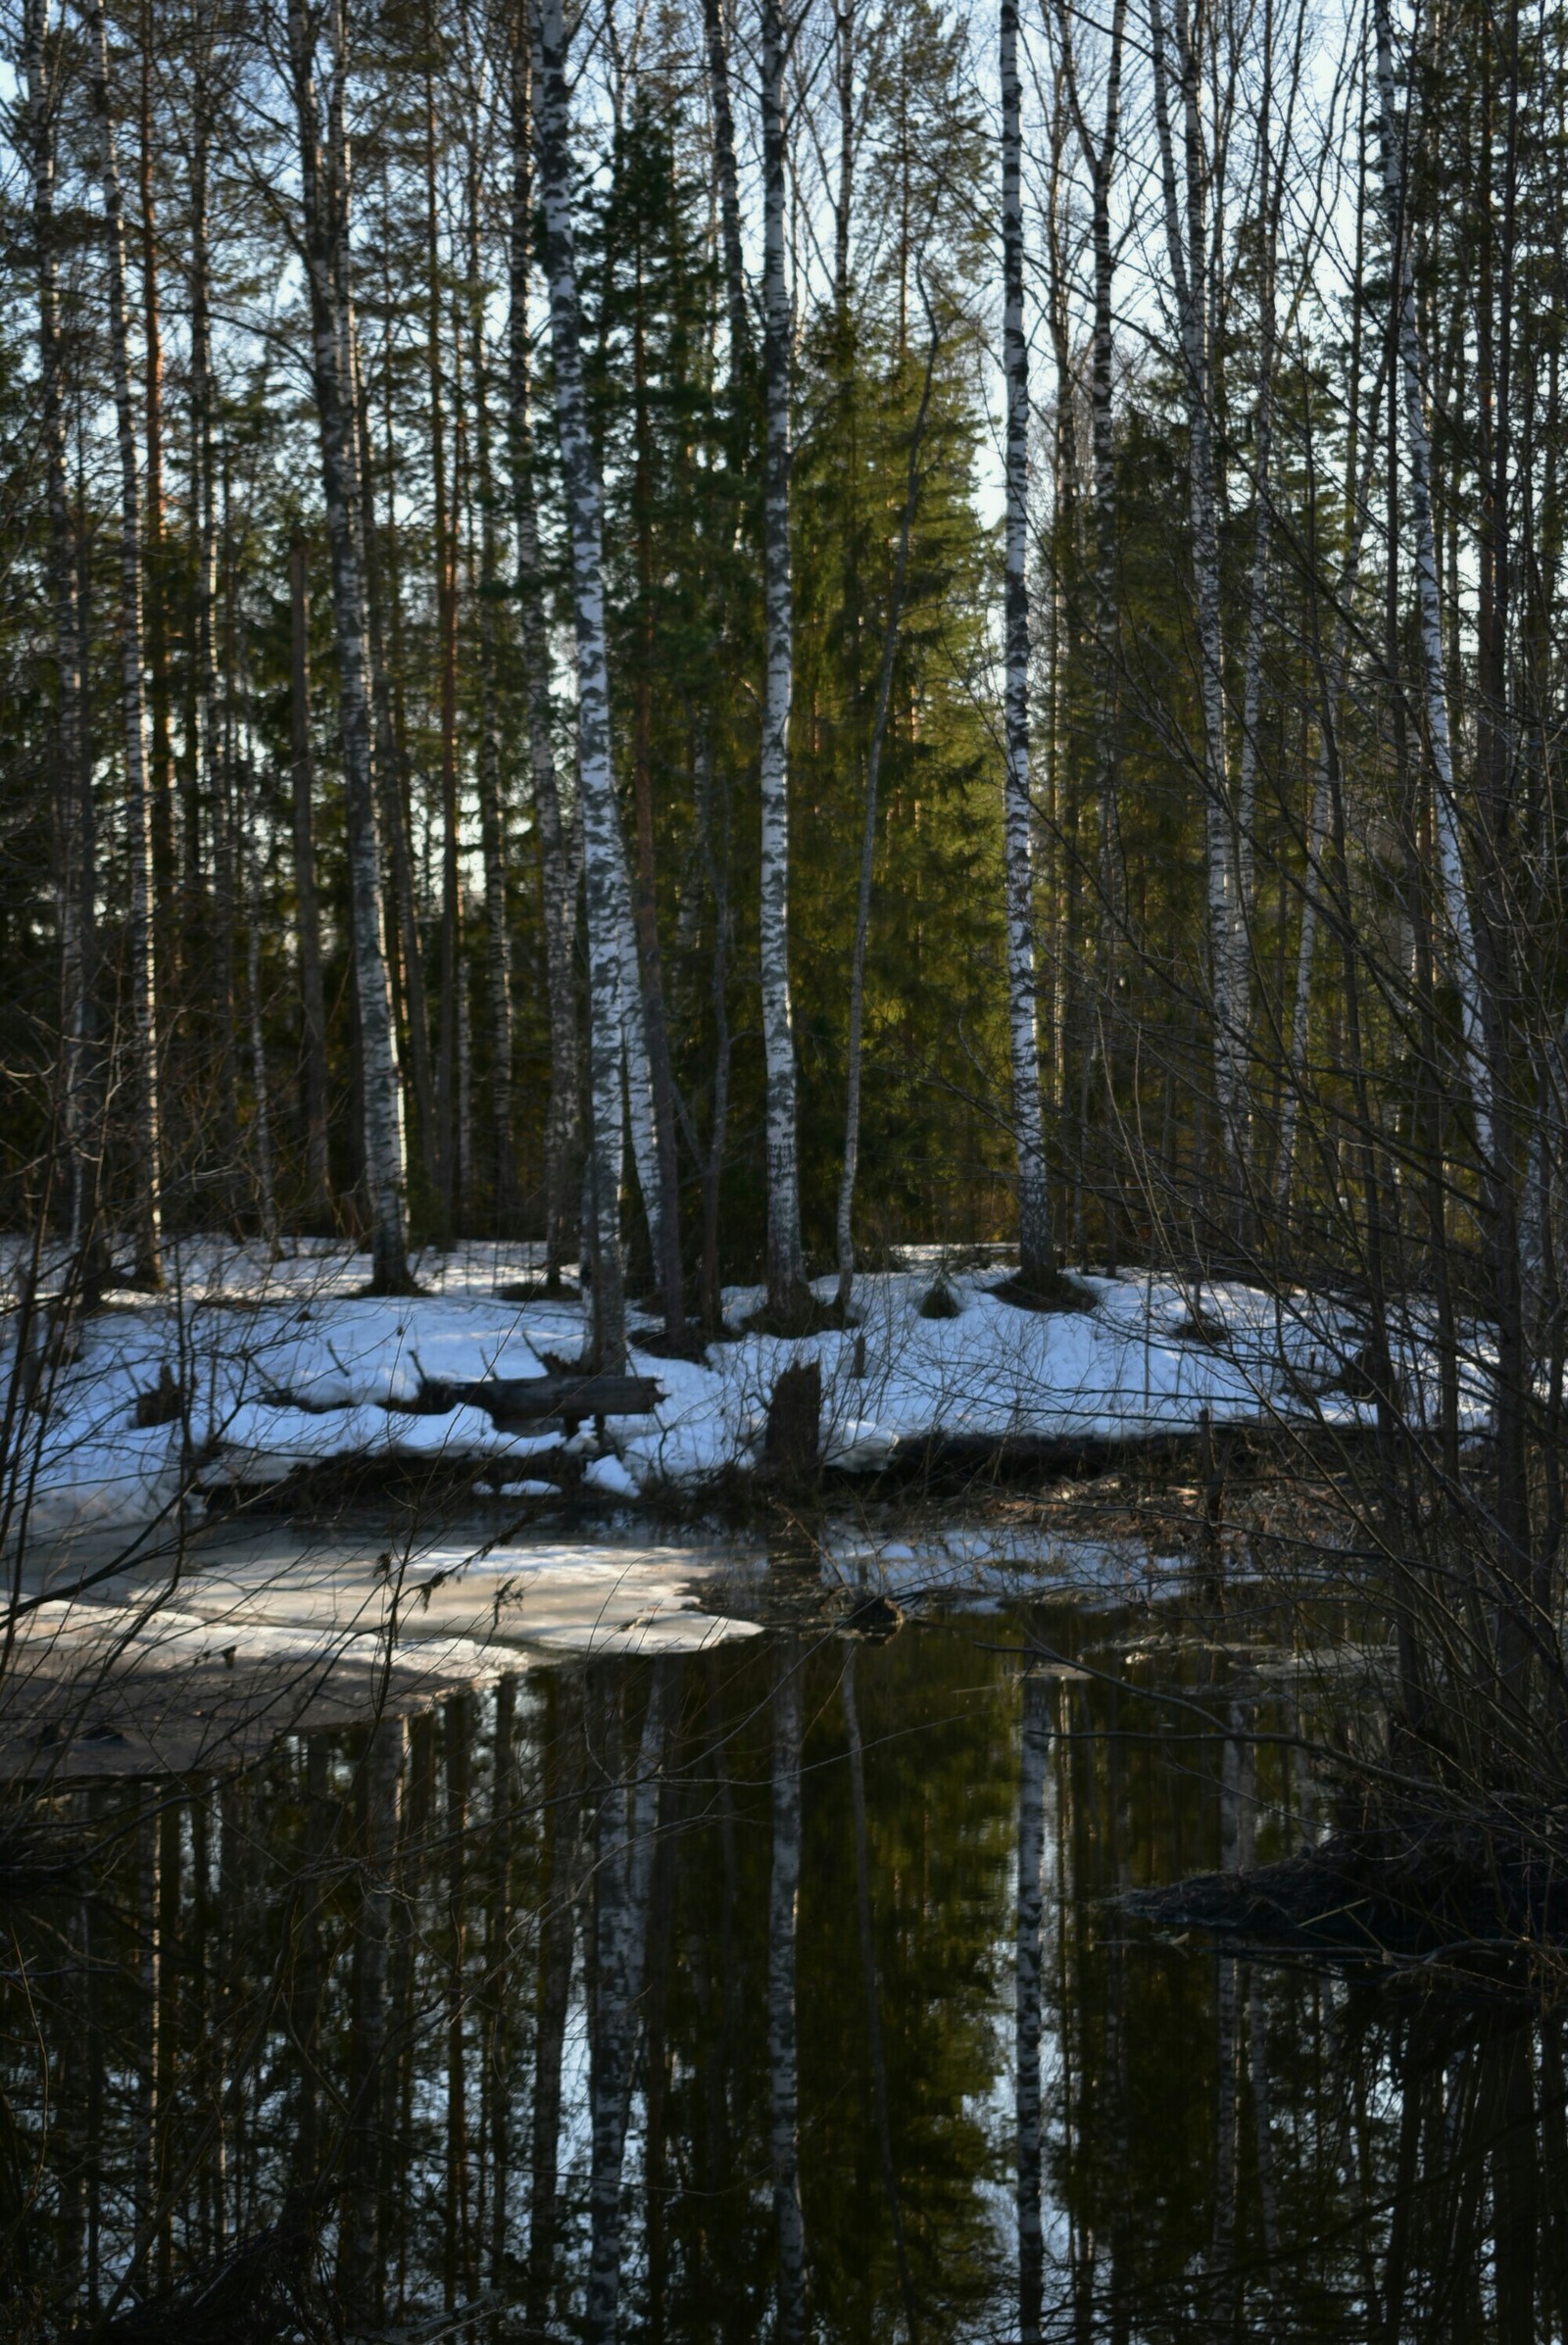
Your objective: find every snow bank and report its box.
[0,1237,1493,1536]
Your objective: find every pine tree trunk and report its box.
[137,0,174,934]
[1002,0,1055,1290]
[427,56,462,1235]
[631,245,688,1345]
[1059,0,1129,1116]
[1151,0,1249,1193]
[190,53,240,1217]
[510,29,579,1285]
[286,0,412,1293]
[837,324,939,1314]
[694,732,733,1332]
[533,0,647,1368]
[26,0,97,1269]
[86,0,162,1285]
[760,0,809,1320]
[701,0,749,379]
[290,538,332,1220]
[1371,0,1494,1162]
[1276,188,1377,1218]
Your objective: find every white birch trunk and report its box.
[533,0,650,1366]
[1151,0,1249,1188]
[1234,12,1278,1060]
[760,0,809,1317]
[286,0,411,1293]
[85,0,162,1285]
[1002,0,1055,1289]
[289,538,332,1219]
[467,167,514,1222]
[508,53,579,1281]
[1372,0,1494,1166]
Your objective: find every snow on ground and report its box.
[0,1236,1493,1538]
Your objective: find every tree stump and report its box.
[764,1359,821,1483]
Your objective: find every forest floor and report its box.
[1,1234,1488,1539]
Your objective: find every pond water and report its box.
[4,1574,1565,2341]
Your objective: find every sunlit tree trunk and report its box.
[760,0,809,1321]
[86,0,162,1285]
[286,0,412,1292]
[1002,0,1055,1290]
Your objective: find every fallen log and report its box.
[413,1372,662,1433]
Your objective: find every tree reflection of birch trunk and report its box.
[528,1681,580,2334]
[444,1693,472,2306]
[770,1644,808,2344]
[586,1662,668,2345]
[486,1678,515,2294]
[340,1715,402,2326]
[1211,1708,1244,2299]
[154,1799,180,2289]
[843,1651,919,2339]
[1015,1666,1047,2345]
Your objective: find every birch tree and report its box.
[289,538,332,1220]
[1001,0,1056,1291]
[532,0,651,1368]
[509,23,578,1285]
[85,0,162,1285]
[760,0,811,1324]
[285,0,412,1294]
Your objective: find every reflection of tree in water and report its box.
[3,1619,1567,2338]
[1037,1617,1568,2341]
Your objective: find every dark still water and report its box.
[4,1597,1564,2341]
